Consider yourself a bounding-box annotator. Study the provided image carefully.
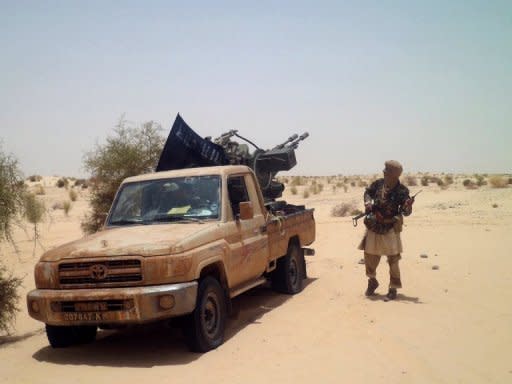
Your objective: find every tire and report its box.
[185,276,227,353]
[272,241,305,294]
[46,324,97,348]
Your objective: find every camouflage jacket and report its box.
[363,179,411,234]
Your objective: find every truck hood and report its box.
[39,223,218,261]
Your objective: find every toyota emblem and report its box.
[90,264,108,280]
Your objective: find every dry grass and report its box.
[63,201,72,216]
[489,175,508,188]
[404,175,418,186]
[331,201,358,217]
[69,189,78,201]
[33,185,45,195]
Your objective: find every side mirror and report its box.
[238,202,254,220]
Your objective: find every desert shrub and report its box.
[462,179,478,189]
[56,178,68,188]
[69,189,78,201]
[74,178,86,187]
[34,184,45,195]
[336,182,343,188]
[0,263,23,335]
[420,176,429,187]
[63,201,71,216]
[318,183,324,193]
[475,174,487,186]
[357,180,368,188]
[303,190,310,199]
[444,175,454,185]
[489,175,507,188]
[492,203,498,208]
[82,118,165,233]
[290,186,298,195]
[23,193,45,225]
[331,202,356,217]
[350,181,356,187]
[27,175,42,182]
[0,148,25,244]
[23,192,45,252]
[404,175,417,186]
[332,185,337,193]
[290,176,304,186]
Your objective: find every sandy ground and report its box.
[1,176,511,383]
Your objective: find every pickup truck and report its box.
[27,165,315,352]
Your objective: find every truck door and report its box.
[227,174,269,287]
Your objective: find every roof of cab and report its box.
[121,165,253,184]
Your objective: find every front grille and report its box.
[58,259,142,286]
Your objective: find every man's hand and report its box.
[404,198,414,208]
[365,203,373,214]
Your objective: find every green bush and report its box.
[23,193,45,225]
[81,119,165,233]
[475,174,487,186]
[0,264,22,335]
[27,175,42,182]
[463,179,478,189]
[56,178,68,188]
[0,148,25,244]
[444,175,454,185]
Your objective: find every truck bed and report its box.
[265,201,315,261]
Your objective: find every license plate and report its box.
[74,302,108,312]
[62,312,113,322]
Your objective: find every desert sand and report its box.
[1,175,511,383]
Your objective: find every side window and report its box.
[227,176,249,217]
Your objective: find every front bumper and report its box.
[27,282,198,326]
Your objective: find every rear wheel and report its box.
[272,241,305,294]
[184,276,227,353]
[46,324,97,348]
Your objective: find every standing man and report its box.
[358,160,414,300]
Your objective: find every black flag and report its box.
[156,114,227,172]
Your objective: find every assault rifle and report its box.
[352,190,422,227]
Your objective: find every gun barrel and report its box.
[273,134,299,150]
[287,132,309,149]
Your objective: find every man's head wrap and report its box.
[384,160,403,176]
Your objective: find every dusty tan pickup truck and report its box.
[27,165,315,352]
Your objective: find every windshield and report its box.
[107,175,221,226]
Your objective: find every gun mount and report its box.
[212,130,309,201]
[156,114,309,201]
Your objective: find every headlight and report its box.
[34,262,58,289]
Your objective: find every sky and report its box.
[1,0,511,177]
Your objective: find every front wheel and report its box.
[184,276,227,353]
[272,242,305,294]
